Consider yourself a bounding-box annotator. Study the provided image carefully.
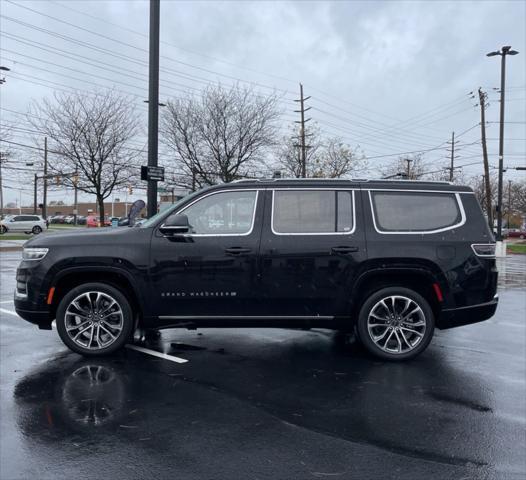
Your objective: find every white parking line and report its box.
[125,344,188,364]
[0,308,188,363]
[0,300,13,304]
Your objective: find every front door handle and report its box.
[331,246,359,255]
[225,247,252,256]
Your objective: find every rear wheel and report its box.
[356,287,435,361]
[0,225,7,234]
[56,283,134,356]
[32,225,42,234]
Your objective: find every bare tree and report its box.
[509,179,526,214]
[161,84,281,188]
[278,123,365,178]
[469,173,498,222]
[381,154,426,180]
[28,90,140,224]
[278,123,322,178]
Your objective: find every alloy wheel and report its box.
[64,291,124,350]
[366,295,426,354]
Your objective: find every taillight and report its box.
[471,244,496,257]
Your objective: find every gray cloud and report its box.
[1,0,524,204]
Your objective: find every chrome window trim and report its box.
[174,189,260,237]
[368,189,467,235]
[271,188,356,236]
[367,188,475,195]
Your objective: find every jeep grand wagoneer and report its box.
[15,179,498,360]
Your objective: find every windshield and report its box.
[139,190,202,228]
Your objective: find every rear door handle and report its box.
[331,246,359,254]
[225,247,252,256]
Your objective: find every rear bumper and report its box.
[437,295,498,329]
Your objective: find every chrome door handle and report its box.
[331,246,358,254]
[225,247,252,256]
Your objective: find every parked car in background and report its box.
[77,216,87,225]
[116,216,146,227]
[63,215,75,224]
[86,215,111,228]
[507,229,526,239]
[50,215,66,224]
[0,214,47,234]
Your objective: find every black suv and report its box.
[14,179,498,360]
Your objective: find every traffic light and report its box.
[128,186,133,195]
[55,176,61,185]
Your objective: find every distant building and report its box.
[3,201,144,218]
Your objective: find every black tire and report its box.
[0,225,7,234]
[356,287,435,361]
[32,225,42,234]
[56,283,134,356]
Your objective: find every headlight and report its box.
[22,247,49,261]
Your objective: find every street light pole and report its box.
[146,0,160,218]
[487,46,519,241]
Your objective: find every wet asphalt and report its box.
[0,251,525,480]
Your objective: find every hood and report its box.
[24,226,149,248]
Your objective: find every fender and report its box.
[350,262,451,310]
[50,265,147,314]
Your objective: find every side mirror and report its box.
[159,214,191,235]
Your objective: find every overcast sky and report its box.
[1,0,525,205]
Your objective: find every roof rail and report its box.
[230,177,452,185]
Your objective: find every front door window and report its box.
[180,190,258,236]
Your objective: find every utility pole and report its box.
[42,137,48,219]
[0,152,5,218]
[147,0,160,217]
[33,174,38,214]
[294,83,311,178]
[477,88,493,228]
[449,132,455,181]
[405,158,413,179]
[507,179,512,228]
[73,170,79,225]
[487,45,519,241]
[445,131,459,182]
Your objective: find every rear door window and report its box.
[272,190,354,234]
[370,191,463,233]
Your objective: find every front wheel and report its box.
[0,225,7,234]
[356,287,435,361]
[56,283,134,356]
[32,225,42,234]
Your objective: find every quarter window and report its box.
[370,191,462,232]
[272,190,354,234]
[181,190,257,235]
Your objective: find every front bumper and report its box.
[14,305,52,330]
[437,295,499,329]
[14,289,52,330]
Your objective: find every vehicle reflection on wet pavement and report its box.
[1,251,525,479]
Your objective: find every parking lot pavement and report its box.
[1,252,525,480]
